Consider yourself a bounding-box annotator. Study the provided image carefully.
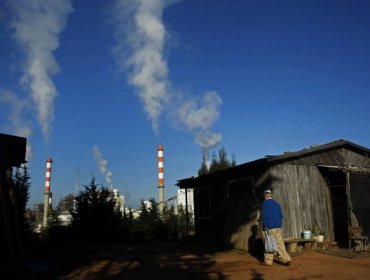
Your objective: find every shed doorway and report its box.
[319,167,348,246]
[349,174,370,240]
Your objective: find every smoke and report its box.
[112,0,172,132]
[111,0,222,150]
[10,0,73,141]
[173,91,222,149]
[92,145,113,189]
[0,89,34,160]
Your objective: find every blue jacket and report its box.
[262,198,283,229]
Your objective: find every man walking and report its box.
[260,189,291,266]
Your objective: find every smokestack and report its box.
[42,157,52,228]
[157,145,164,211]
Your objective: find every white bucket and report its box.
[303,230,312,239]
[318,235,324,242]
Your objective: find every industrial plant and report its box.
[24,144,194,233]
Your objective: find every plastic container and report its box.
[303,230,312,239]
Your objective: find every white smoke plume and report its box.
[10,0,73,141]
[111,0,222,150]
[92,145,113,189]
[112,0,171,132]
[0,89,34,160]
[173,91,222,149]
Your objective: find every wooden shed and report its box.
[177,140,370,251]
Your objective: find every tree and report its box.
[176,205,189,238]
[131,199,160,241]
[13,165,31,235]
[121,207,134,240]
[198,154,209,176]
[198,147,236,175]
[162,205,181,240]
[71,176,122,242]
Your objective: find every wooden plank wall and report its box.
[270,164,335,241]
[223,197,260,250]
[342,149,370,167]
[222,169,270,250]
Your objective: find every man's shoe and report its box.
[260,262,272,266]
[284,261,291,266]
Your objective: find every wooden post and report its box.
[345,170,354,227]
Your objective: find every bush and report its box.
[71,176,122,242]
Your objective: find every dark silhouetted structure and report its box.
[0,133,27,280]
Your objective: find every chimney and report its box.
[42,157,52,228]
[157,145,164,211]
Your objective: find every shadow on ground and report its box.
[24,242,237,280]
[315,247,370,259]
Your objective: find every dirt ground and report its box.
[25,242,370,280]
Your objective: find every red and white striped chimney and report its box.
[43,157,52,228]
[45,157,52,193]
[157,145,164,211]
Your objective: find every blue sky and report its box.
[1,0,370,208]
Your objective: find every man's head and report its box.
[263,189,272,199]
